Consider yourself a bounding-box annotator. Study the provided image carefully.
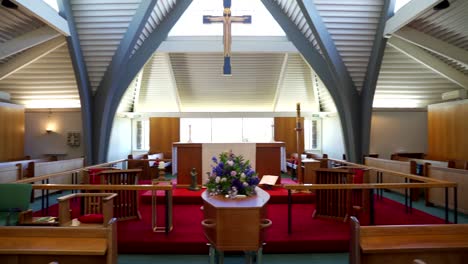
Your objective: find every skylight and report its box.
[169,0,285,36]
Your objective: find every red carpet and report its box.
[36,187,447,254]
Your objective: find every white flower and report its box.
[221,177,227,182]
[240,173,246,179]
[227,160,234,166]
[215,176,220,183]
[243,182,249,187]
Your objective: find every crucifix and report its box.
[203,0,251,75]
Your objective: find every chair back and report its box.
[0,183,32,225]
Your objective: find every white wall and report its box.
[370,110,427,159]
[321,114,345,160]
[25,110,84,160]
[107,116,132,162]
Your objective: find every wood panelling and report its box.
[428,100,468,161]
[274,117,304,157]
[256,142,285,184]
[0,103,24,162]
[149,117,180,158]
[174,143,202,185]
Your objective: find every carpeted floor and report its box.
[33,185,448,255]
[117,187,446,254]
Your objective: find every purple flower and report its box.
[230,171,237,176]
[212,156,218,163]
[232,178,244,191]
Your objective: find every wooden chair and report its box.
[91,169,141,221]
[57,192,117,227]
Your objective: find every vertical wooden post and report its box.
[295,103,303,184]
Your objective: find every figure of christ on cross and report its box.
[203,0,251,75]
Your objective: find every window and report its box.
[180,118,212,143]
[133,119,149,150]
[179,117,273,143]
[304,117,321,151]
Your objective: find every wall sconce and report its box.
[46,109,55,133]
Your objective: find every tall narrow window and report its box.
[136,120,142,149]
[304,117,321,151]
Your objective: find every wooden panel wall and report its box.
[149,117,180,158]
[274,117,304,157]
[428,100,468,161]
[0,103,24,162]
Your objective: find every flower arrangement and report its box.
[206,151,260,197]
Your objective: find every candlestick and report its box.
[188,124,192,143]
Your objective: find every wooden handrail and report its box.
[32,184,173,191]
[57,192,119,202]
[283,182,457,190]
[329,158,450,183]
[14,159,127,184]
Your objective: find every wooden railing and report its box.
[283,158,459,233]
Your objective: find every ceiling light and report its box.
[433,0,450,10]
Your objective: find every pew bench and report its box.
[350,216,468,264]
[128,153,171,180]
[0,219,117,264]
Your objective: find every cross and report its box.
[203,0,251,75]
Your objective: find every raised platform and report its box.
[140,185,316,204]
[35,185,448,254]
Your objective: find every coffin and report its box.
[201,187,271,252]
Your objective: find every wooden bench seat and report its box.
[0,221,116,264]
[350,216,468,264]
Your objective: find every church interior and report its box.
[0,0,467,263]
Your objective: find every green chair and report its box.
[0,183,32,226]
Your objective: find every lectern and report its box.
[201,187,271,263]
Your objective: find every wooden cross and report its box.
[203,0,251,75]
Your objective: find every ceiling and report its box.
[0,0,467,113]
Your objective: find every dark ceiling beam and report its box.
[93,0,192,162]
[262,0,361,162]
[92,0,158,163]
[57,0,93,164]
[360,0,395,158]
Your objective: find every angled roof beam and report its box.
[296,0,355,91]
[360,0,394,158]
[0,36,65,81]
[132,70,143,112]
[94,0,192,162]
[272,53,288,111]
[11,0,70,36]
[0,26,60,60]
[394,27,468,66]
[389,37,468,89]
[164,53,182,112]
[92,0,158,163]
[384,0,442,37]
[57,0,93,164]
[262,0,361,162]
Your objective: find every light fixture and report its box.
[433,0,450,10]
[1,0,18,9]
[45,109,55,133]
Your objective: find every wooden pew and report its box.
[32,158,84,198]
[426,166,468,214]
[0,219,117,264]
[350,216,468,264]
[0,158,49,182]
[128,152,171,180]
